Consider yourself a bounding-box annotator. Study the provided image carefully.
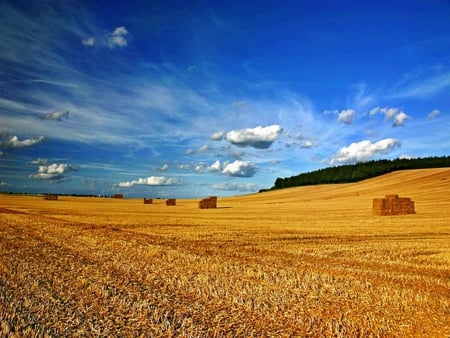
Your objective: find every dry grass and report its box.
[1,168,449,337]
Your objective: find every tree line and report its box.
[267,156,450,191]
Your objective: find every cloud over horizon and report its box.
[331,138,401,164]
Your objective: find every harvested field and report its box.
[1,168,449,337]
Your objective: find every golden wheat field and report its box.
[1,168,449,337]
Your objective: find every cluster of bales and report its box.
[143,196,217,208]
[372,194,416,216]
[44,192,416,216]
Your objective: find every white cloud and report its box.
[392,112,409,127]
[30,163,73,180]
[30,158,48,165]
[210,131,225,141]
[193,160,223,173]
[369,107,410,127]
[185,144,209,155]
[2,135,44,149]
[338,109,355,125]
[82,27,129,50]
[426,109,440,120]
[225,125,283,149]
[118,176,181,187]
[82,36,95,46]
[212,182,262,192]
[209,160,222,172]
[198,144,209,153]
[108,26,129,49]
[221,160,258,177]
[41,110,69,121]
[153,163,169,172]
[331,138,401,164]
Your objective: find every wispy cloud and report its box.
[390,69,450,99]
[212,182,262,192]
[82,26,130,49]
[426,109,440,120]
[40,110,69,121]
[1,135,45,149]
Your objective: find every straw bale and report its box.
[114,194,123,199]
[143,198,153,204]
[199,196,218,209]
[43,194,58,200]
[373,194,415,216]
[166,198,176,206]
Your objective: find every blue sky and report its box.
[1,0,449,198]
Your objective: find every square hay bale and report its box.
[143,198,153,204]
[114,194,123,199]
[166,198,176,206]
[199,196,217,209]
[43,194,58,200]
[373,194,416,216]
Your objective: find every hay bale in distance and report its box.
[166,198,176,206]
[143,198,153,204]
[113,194,123,199]
[43,194,58,200]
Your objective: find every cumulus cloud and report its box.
[108,26,129,49]
[426,109,440,120]
[221,160,258,177]
[41,110,69,121]
[338,109,355,124]
[392,112,409,127]
[30,163,74,180]
[2,135,44,149]
[118,176,181,187]
[331,138,401,164]
[193,160,223,173]
[210,131,225,141]
[225,125,283,149]
[369,107,410,127]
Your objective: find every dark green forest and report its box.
[268,156,450,191]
